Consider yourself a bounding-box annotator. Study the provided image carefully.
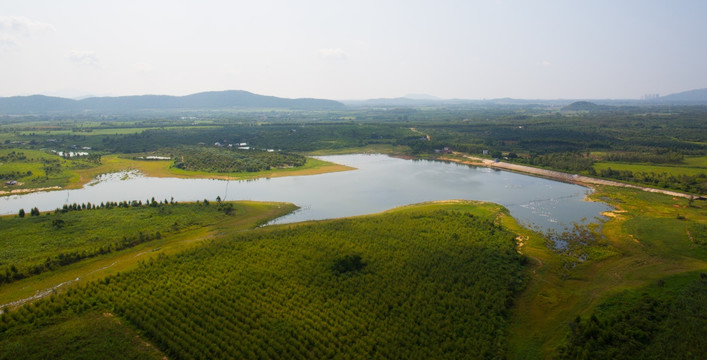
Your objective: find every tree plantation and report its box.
[0,202,527,359]
[0,200,242,285]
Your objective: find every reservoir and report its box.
[0,154,610,231]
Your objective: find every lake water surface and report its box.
[0,154,610,231]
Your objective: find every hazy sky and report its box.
[2,0,706,99]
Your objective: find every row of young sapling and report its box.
[16,195,235,218]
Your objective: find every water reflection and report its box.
[0,154,610,231]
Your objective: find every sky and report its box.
[1,0,706,100]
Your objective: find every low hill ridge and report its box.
[656,88,707,103]
[562,101,604,111]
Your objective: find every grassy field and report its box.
[0,201,255,284]
[0,201,527,359]
[683,155,707,167]
[506,186,707,359]
[0,149,97,192]
[594,156,707,177]
[0,201,297,307]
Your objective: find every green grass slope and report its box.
[557,272,706,359]
[0,201,527,360]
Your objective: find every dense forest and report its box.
[0,204,527,359]
[98,123,407,153]
[163,146,306,173]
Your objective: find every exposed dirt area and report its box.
[0,186,61,196]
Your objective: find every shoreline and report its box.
[3,151,694,200]
[0,156,354,197]
[440,153,693,199]
[0,186,62,196]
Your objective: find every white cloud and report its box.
[0,16,54,51]
[0,34,18,51]
[133,62,154,72]
[0,16,54,35]
[540,60,551,67]
[69,50,99,66]
[319,47,347,60]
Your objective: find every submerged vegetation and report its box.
[507,185,706,359]
[543,222,616,280]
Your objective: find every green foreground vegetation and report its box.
[0,201,298,307]
[507,186,707,359]
[0,190,705,359]
[558,271,706,359]
[1,201,526,359]
[0,311,164,360]
[1,105,705,358]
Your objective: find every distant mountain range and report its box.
[1,88,706,115]
[0,90,345,114]
[343,88,707,107]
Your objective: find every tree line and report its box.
[2,198,237,287]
